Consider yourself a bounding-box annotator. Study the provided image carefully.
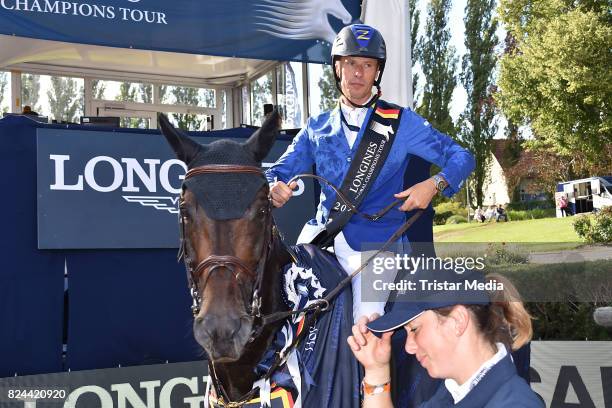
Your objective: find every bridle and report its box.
[178,164,273,325]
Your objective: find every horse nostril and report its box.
[194,316,204,324]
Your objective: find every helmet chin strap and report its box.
[339,84,381,108]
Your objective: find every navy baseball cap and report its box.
[367,269,491,333]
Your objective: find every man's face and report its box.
[335,56,379,105]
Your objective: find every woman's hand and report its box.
[347,314,393,382]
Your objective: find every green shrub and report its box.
[573,214,592,239]
[507,200,554,211]
[434,201,468,217]
[434,201,467,225]
[434,211,453,225]
[507,208,556,221]
[507,210,527,221]
[446,215,467,224]
[573,207,612,243]
[487,260,612,340]
[484,242,529,265]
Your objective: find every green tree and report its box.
[117,82,136,102]
[0,72,7,114]
[21,74,41,112]
[409,0,421,104]
[497,0,612,171]
[318,65,339,112]
[458,0,498,207]
[139,83,153,104]
[47,76,82,123]
[252,73,273,125]
[92,79,106,100]
[116,82,148,128]
[171,86,205,130]
[416,0,458,137]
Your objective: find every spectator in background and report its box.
[21,105,39,116]
[496,204,508,222]
[484,205,496,221]
[559,195,572,217]
[474,207,485,223]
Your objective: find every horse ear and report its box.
[244,109,281,162]
[158,113,203,165]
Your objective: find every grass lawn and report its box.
[433,217,583,249]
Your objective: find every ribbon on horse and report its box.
[248,244,360,408]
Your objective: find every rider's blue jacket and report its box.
[265,103,475,251]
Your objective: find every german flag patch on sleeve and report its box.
[375,107,400,119]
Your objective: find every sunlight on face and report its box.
[335,56,379,105]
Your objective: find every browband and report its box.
[185,164,265,180]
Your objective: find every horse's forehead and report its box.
[191,140,256,167]
[184,141,267,220]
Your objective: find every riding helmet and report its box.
[331,24,386,106]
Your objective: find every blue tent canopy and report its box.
[0,0,361,65]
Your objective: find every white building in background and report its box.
[481,140,548,206]
[482,148,511,206]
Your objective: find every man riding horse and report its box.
[267,24,475,323]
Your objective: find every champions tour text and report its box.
[1,0,168,24]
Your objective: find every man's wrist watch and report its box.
[361,379,391,396]
[432,174,449,193]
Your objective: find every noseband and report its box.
[178,164,273,322]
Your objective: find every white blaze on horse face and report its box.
[254,0,352,43]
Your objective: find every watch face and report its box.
[435,176,448,191]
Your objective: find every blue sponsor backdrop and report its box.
[0,0,361,64]
[36,126,315,249]
[0,116,316,376]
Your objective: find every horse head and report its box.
[158,112,284,364]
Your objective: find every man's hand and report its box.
[269,180,298,208]
[347,314,392,383]
[394,177,438,211]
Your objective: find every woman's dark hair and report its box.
[434,274,532,351]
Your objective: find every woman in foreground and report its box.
[347,272,543,407]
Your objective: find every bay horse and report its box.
[158,111,359,407]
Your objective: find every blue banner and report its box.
[0,0,361,64]
[36,127,315,249]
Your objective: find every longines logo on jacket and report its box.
[347,139,386,199]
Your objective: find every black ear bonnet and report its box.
[158,111,280,220]
[184,140,268,220]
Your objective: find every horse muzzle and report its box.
[193,314,254,362]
